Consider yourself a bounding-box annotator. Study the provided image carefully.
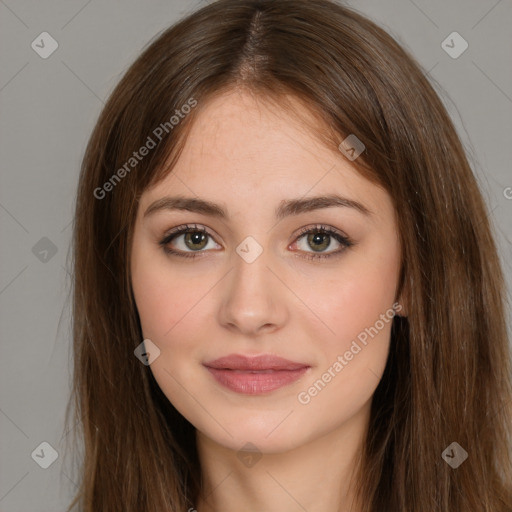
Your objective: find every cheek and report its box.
[131,265,217,425]
[296,275,395,416]
[133,272,189,340]
[304,248,400,350]
[294,240,399,409]
[131,245,188,340]
[131,252,220,353]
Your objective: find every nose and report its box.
[217,244,288,337]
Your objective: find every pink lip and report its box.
[204,353,308,371]
[203,354,311,394]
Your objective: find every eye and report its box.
[158,223,354,260]
[291,224,353,260]
[159,224,220,259]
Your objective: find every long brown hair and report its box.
[65,0,512,510]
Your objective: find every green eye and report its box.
[159,223,353,260]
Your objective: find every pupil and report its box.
[186,231,206,249]
[309,233,329,251]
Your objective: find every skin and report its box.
[130,88,404,512]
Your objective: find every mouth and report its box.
[203,353,311,394]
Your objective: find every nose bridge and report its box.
[218,236,286,334]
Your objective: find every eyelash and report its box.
[158,223,354,261]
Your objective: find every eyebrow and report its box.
[143,194,372,220]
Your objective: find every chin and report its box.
[194,410,314,455]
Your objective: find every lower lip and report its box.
[204,367,310,394]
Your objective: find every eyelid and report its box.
[159,223,221,256]
[161,223,216,241]
[289,224,353,260]
[293,224,351,244]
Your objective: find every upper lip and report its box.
[203,353,310,371]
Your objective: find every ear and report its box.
[393,301,407,318]
[394,287,409,318]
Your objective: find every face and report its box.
[130,89,402,454]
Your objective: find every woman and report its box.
[66,0,512,510]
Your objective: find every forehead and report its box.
[180,89,335,166]
[138,89,391,223]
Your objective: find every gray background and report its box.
[0,0,511,510]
